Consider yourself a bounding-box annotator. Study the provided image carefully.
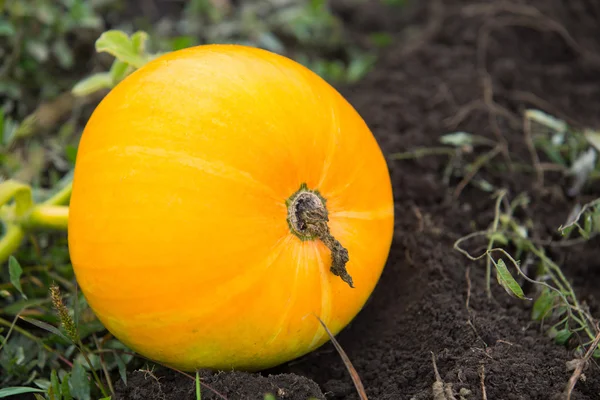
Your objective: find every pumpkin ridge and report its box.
[81,145,281,200]
[266,241,305,345]
[316,98,341,189]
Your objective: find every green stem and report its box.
[0,223,25,263]
[0,180,33,216]
[0,180,71,265]
[44,181,72,206]
[24,205,69,230]
[78,339,110,398]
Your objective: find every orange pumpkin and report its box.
[68,44,394,372]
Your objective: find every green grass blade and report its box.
[0,387,46,398]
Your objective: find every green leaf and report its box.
[346,55,376,83]
[72,73,113,97]
[531,288,556,321]
[65,145,78,165]
[440,132,474,147]
[264,394,276,400]
[51,370,61,400]
[33,379,51,390]
[539,141,567,166]
[25,40,50,62]
[70,359,91,400]
[8,256,26,299]
[493,258,531,300]
[585,129,600,152]
[131,31,149,54]
[554,328,573,345]
[0,387,46,398]
[34,394,46,400]
[170,36,195,51]
[53,39,75,69]
[0,20,16,36]
[115,354,127,385]
[3,298,49,315]
[62,373,73,400]
[525,109,567,133]
[20,316,72,343]
[95,30,147,69]
[109,60,130,83]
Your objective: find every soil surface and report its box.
[113,0,600,399]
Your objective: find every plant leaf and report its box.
[115,354,127,385]
[493,258,531,300]
[8,256,26,298]
[440,132,474,147]
[525,109,567,133]
[62,373,73,400]
[554,328,573,345]
[109,60,130,83]
[584,129,600,152]
[51,370,60,400]
[131,31,149,54]
[95,30,147,68]
[0,387,46,398]
[20,316,72,343]
[72,73,113,97]
[70,359,91,400]
[531,288,556,321]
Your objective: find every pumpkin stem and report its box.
[286,184,353,288]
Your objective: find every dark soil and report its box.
[113,0,600,399]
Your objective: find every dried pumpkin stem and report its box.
[286,184,353,288]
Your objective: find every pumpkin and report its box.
[67,44,394,372]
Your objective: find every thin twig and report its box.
[453,145,503,198]
[316,315,368,400]
[479,364,487,400]
[93,334,115,396]
[564,328,600,400]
